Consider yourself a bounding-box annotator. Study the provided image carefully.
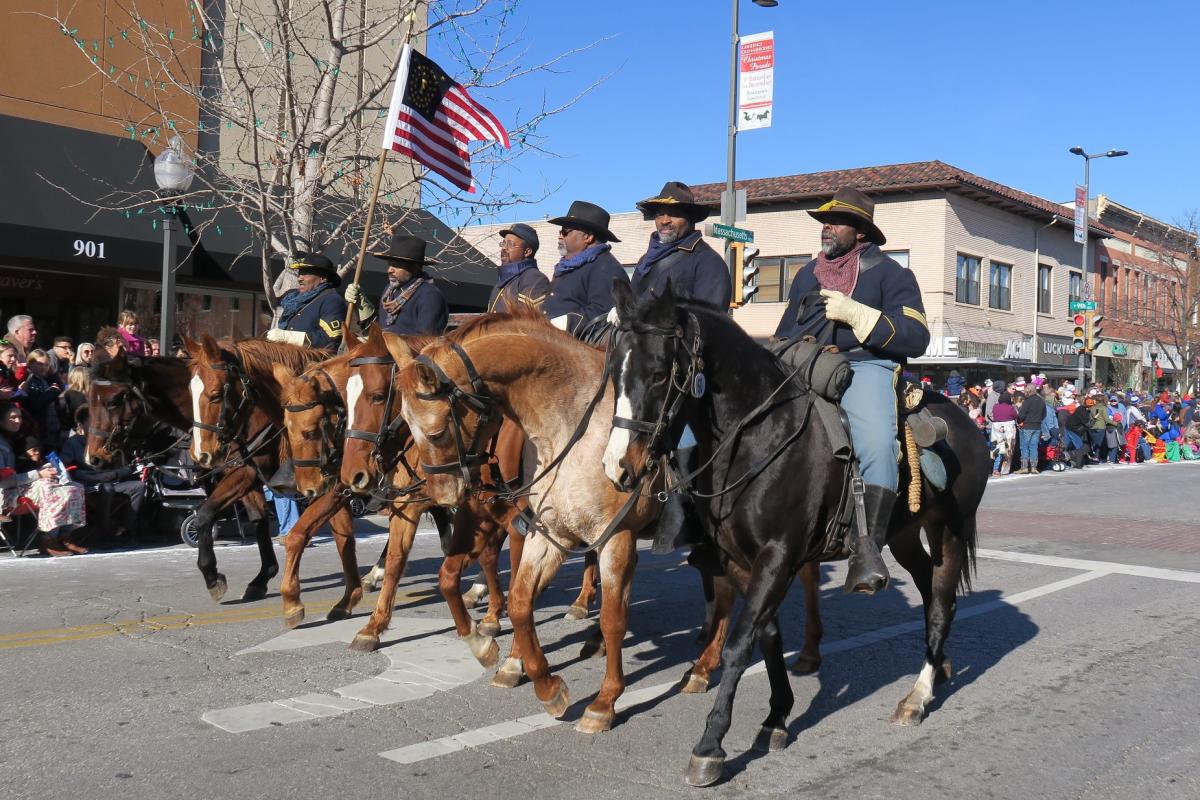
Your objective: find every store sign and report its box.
[1003,338,1032,360]
[922,336,959,359]
[1111,343,1128,357]
[1042,339,1076,357]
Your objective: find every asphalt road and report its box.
[3,461,1200,800]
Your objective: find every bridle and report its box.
[344,356,412,493]
[90,376,151,457]
[609,312,705,463]
[413,342,500,488]
[192,349,271,462]
[282,368,345,479]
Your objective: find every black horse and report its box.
[604,282,990,787]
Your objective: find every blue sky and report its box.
[431,0,1199,230]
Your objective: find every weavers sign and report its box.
[738,31,774,131]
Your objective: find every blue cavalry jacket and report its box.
[280,287,347,351]
[631,231,732,310]
[543,250,630,335]
[488,261,550,313]
[379,278,449,336]
[774,244,930,364]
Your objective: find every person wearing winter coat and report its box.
[946,369,966,398]
[1016,385,1046,473]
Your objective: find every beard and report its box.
[821,237,854,258]
[658,228,681,244]
[557,241,568,257]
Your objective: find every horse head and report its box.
[86,349,142,467]
[275,359,345,498]
[339,325,409,494]
[398,327,503,508]
[603,279,693,490]
[188,333,247,467]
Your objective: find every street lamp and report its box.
[153,136,194,353]
[1069,145,1127,387]
[724,0,779,281]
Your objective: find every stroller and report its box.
[1039,439,1070,472]
[142,446,255,547]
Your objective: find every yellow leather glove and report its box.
[820,289,881,344]
[344,283,375,322]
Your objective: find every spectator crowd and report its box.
[938,369,1200,476]
[0,310,160,556]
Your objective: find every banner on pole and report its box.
[1073,185,1087,244]
[738,31,774,131]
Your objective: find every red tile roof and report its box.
[690,160,1088,225]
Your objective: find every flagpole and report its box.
[343,148,390,336]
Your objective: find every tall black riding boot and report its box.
[651,446,700,555]
[843,485,896,594]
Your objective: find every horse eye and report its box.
[370,393,386,404]
[428,428,448,441]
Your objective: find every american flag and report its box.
[381,44,509,193]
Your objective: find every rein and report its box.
[282,368,345,476]
[413,343,499,487]
[90,376,153,455]
[344,355,425,500]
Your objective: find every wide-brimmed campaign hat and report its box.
[371,234,438,267]
[636,181,711,223]
[807,186,887,246]
[548,200,620,243]
[499,222,540,253]
[288,253,341,287]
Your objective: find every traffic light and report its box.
[1086,312,1104,352]
[731,242,761,307]
[1072,313,1087,352]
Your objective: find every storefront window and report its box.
[121,281,259,344]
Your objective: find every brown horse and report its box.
[396,312,664,733]
[184,335,362,608]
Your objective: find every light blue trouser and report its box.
[264,487,299,538]
[841,358,899,492]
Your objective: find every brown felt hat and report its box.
[807,186,886,246]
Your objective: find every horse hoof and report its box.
[463,584,488,607]
[936,657,953,684]
[241,583,268,602]
[579,636,606,660]
[208,576,228,602]
[326,605,352,622]
[890,702,925,726]
[540,678,570,719]
[789,653,822,675]
[349,633,380,653]
[360,576,380,593]
[467,638,499,669]
[752,725,788,752]
[564,604,588,621]
[283,608,305,629]
[678,670,710,694]
[491,659,524,689]
[684,754,725,787]
[477,620,502,638]
[575,708,613,734]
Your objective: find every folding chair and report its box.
[0,503,40,557]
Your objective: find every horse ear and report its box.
[179,334,198,358]
[383,332,415,368]
[200,333,221,356]
[271,363,295,390]
[366,322,384,347]
[414,361,438,393]
[647,279,678,324]
[612,278,635,324]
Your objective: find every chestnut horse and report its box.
[396,311,669,733]
[183,335,365,612]
[603,283,989,786]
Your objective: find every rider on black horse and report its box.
[775,187,930,593]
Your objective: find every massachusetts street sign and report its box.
[705,222,754,243]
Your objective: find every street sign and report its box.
[706,222,754,243]
[1069,300,1096,312]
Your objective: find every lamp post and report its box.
[724,0,778,280]
[153,136,194,352]
[1069,146,1127,387]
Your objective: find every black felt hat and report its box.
[288,253,341,287]
[806,187,886,246]
[636,181,711,224]
[499,222,540,253]
[371,234,439,267]
[547,200,621,243]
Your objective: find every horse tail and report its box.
[956,514,979,594]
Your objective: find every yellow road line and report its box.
[0,588,434,651]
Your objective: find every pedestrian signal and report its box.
[730,242,761,307]
[1072,313,1087,352]
[1087,312,1104,352]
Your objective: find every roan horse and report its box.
[397,310,662,732]
[334,326,595,668]
[602,282,990,786]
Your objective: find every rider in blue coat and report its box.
[276,254,347,352]
[631,181,731,310]
[543,200,629,336]
[346,235,449,337]
[489,223,549,314]
[774,187,931,594]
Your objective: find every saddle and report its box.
[768,337,950,561]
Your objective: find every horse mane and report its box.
[230,338,325,381]
[448,304,572,351]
